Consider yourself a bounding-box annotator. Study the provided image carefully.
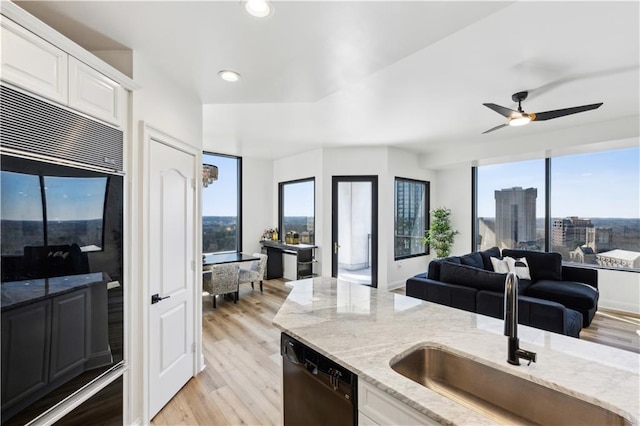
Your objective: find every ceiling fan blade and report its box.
[483,103,518,118]
[533,103,603,121]
[482,123,509,134]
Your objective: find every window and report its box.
[278,178,315,244]
[45,176,107,249]
[1,171,107,255]
[394,178,429,259]
[475,159,546,252]
[551,148,639,270]
[202,153,241,253]
[474,147,640,271]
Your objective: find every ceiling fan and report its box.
[482,91,603,134]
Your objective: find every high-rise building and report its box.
[395,180,426,257]
[494,187,537,249]
[552,216,594,248]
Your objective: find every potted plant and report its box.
[423,207,459,258]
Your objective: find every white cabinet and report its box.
[68,57,124,126]
[358,379,440,426]
[1,17,124,127]
[283,252,298,281]
[1,18,68,104]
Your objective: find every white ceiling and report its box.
[14,1,640,165]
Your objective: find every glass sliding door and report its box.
[332,176,378,287]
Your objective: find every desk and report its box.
[203,252,258,267]
[259,241,317,280]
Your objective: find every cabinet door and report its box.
[283,252,298,281]
[68,56,123,126]
[1,18,68,104]
[49,288,90,382]
[1,300,52,409]
[358,379,440,426]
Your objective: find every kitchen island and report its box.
[273,277,639,425]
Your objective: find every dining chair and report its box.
[238,253,268,292]
[203,263,240,308]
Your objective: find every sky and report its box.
[282,180,314,216]
[202,153,239,216]
[477,146,640,219]
[1,172,107,221]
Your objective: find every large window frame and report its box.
[278,177,315,244]
[473,148,639,272]
[202,152,242,254]
[394,177,430,260]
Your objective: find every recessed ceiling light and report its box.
[218,70,241,82]
[245,0,273,18]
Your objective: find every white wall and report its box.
[272,146,436,291]
[128,51,203,425]
[598,269,640,314]
[432,163,473,257]
[242,157,274,255]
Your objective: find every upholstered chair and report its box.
[238,253,268,292]
[203,263,240,308]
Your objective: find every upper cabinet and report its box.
[1,17,125,128]
[1,18,68,104]
[68,57,124,126]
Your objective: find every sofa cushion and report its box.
[439,262,506,292]
[427,256,461,280]
[479,247,501,270]
[502,249,562,281]
[406,276,477,313]
[527,280,599,310]
[459,252,484,269]
[476,291,582,337]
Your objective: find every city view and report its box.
[476,148,640,270]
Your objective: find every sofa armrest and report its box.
[406,277,477,313]
[562,265,598,289]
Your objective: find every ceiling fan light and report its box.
[509,114,531,127]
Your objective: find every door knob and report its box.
[151,293,171,304]
[334,242,340,254]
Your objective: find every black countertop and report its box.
[260,240,316,251]
[1,272,109,311]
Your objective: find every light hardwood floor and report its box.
[151,279,639,425]
[151,279,291,426]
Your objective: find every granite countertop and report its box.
[273,277,640,425]
[1,272,109,311]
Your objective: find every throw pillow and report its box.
[501,249,562,281]
[479,247,501,270]
[490,256,510,274]
[510,256,532,280]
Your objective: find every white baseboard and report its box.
[599,298,640,315]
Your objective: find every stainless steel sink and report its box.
[390,345,631,425]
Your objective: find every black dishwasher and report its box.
[281,333,357,426]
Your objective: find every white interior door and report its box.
[147,133,196,419]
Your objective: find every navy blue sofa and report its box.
[406,247,599,338]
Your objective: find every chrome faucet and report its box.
[504,272,537,366]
